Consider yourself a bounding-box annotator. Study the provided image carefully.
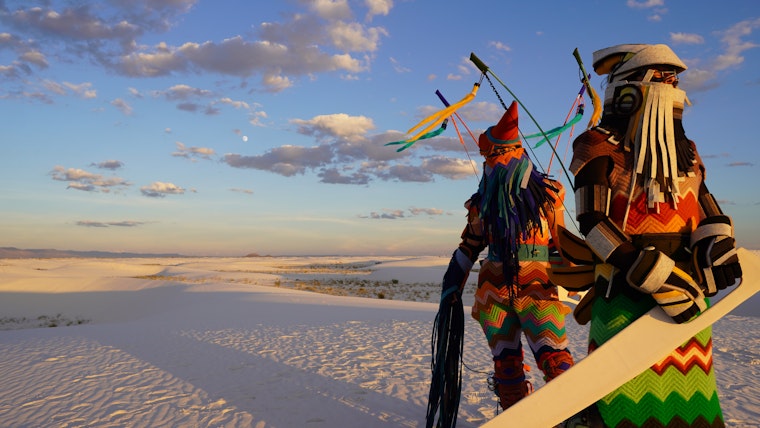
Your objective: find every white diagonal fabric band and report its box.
[628,250,675,293]
[586,220,628,262]
[690,222,734,247]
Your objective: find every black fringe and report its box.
[426,288,465,428]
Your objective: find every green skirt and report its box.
[589,294,725,428]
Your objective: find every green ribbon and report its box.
[384,120,448,152]
[488,111,583,148]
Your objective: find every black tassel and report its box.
[426,287,465,428]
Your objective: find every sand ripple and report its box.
[0,335,255,427]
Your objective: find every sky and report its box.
[1,0,758,257]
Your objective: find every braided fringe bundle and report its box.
[479,157,556,270]
[426,286,465,428]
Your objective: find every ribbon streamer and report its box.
[386,83,481,152]
[407,83,479,140]
[526,109,584,148]
[385,121,448,152]
[470,52,576,187]
[573,48,602,129]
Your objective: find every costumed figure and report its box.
[439,100,575,417]
[561,44,742,428]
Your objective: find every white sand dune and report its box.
[0,255,757,427]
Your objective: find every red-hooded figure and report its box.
[442,101,575,411]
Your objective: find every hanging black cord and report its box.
[426,289,465,428]
[484,72,509,110]
[480,65,581,235]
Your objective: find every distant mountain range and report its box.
[0,247,187,259]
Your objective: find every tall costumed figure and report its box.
[427,100,575,427]
[560,44,742,428]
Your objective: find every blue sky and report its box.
[1,0,758,256]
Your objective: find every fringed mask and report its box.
[592,44,692,209]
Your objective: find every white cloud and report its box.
[489,41,511,52]
[63,82,97,98]
[327,21,388,52]
[140,181,185,197]
[365,0,393,20]
[224,144,336,177]
[408,207,444,216]
[319,167,371,184]
[626,0,664,8]
[117,46,188,77]
[40,80,95,98]
[229,188,254,195]
[377,163,433,182]
[3,1,386,98]
[162,84,213,101]
[389,57,411,73]
[261,73,293,92]
[291,113,375,141]
[76,220,146,228]
[310,0,353,20]
[248,110,269,127]
[715,18,760,71]
[111,98,133,115]
[670,32,705,45]
[683,17,760,92]
[20,50,48,68]
[91,160,125,170]
[216,97,250,109]
[49,166,131,193]
[360,206,445,219]
[172,142,215,160]
[42,80,67,95]
[421,156,477,180]
[8,5,141,44]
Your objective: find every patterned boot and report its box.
[538,350,574,381]
[492,355,533,410]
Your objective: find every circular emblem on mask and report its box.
[612,84,643,116]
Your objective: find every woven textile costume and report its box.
[569,44,739,428]
[444,101,574,410]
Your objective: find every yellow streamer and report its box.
[587,85,602,129]
[573,48,602,129]
[405,83,479,143]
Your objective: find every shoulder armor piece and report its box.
[570,128,620,175]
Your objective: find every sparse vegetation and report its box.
[272,276,456,303]
[0,314,91,331]
[127,259,473,303]
[2,259,469,332]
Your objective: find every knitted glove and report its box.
[627,248,706,324]
[691,215,742,296]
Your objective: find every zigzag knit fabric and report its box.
[589,295,725,428]
[472,265,571,361]
[570,117,726,427]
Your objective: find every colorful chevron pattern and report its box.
[472,260,570,361]
[569,129,703,236]
[570,127,725,427]
[590,294,724,428]
[609,174,702,235]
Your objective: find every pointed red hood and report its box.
[491,100,519,141]
[479,101,522,164]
